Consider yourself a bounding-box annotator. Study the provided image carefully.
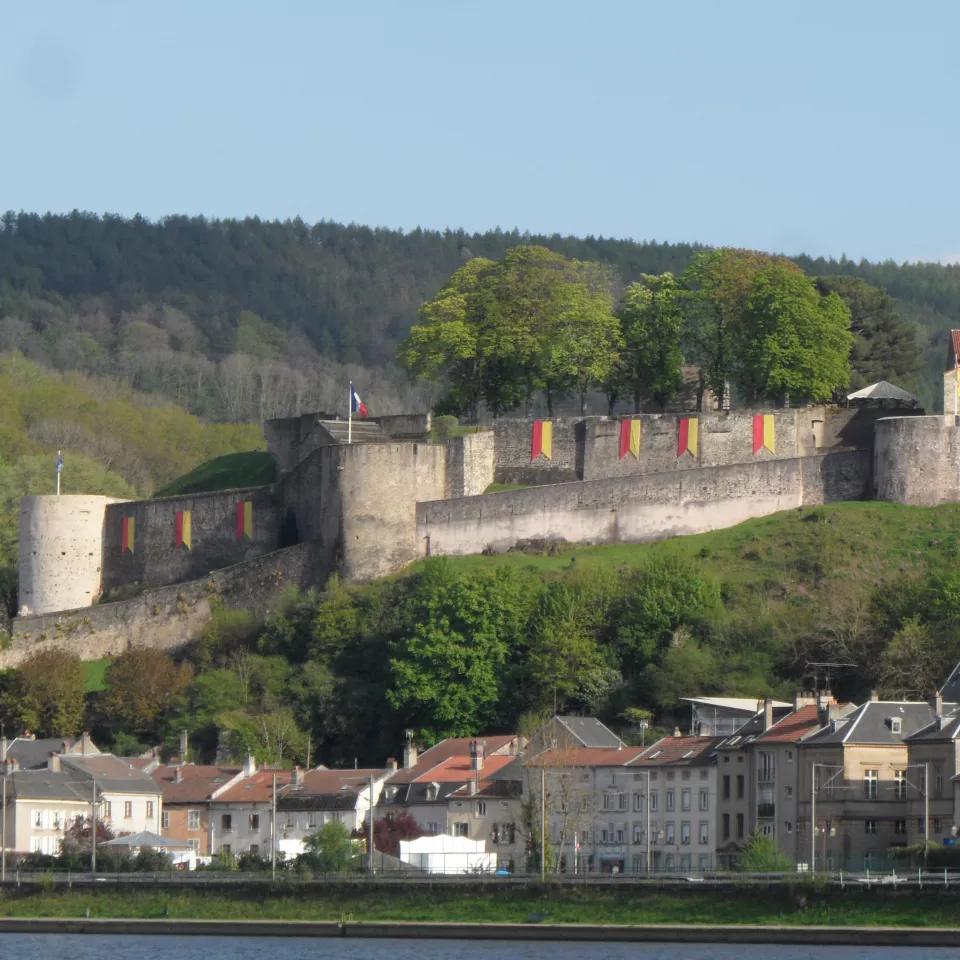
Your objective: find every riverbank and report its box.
[1,884,960,929]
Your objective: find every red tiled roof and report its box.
[526,746,646,767]
[295,768,388,795]
[753,705,823,743]
[388,735,520,784]
[407,754,518,783]
[214,769,293,803]
[630,736,721,766]
[150,764,241,804]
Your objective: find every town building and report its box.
[2,769,92,855]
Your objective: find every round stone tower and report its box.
[18,495,127,616]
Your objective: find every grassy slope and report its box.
[155,452,277,497]
[2,885,960,926]
[83,658,112,694]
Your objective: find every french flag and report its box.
[351,386,367,418]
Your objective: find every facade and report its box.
[59,755,163,836]
[3,770,92,854]
[379,735,525,871]
[207,766,293,858]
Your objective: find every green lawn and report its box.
[483,483,529,493]
[2,885,960,926]
[84,658,112,693]
[155,452,276,497]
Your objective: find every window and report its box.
[453,822,468,837]
[722,813,730,840]
[33,811,43,829]
[221,814,233,832]
[758,753,775,783]
[936,766,944,799]
[632,854,644,873]
[785,821,793,835]
[863,851,874,870]
[424,822,440,834]
[918,819,925,833]
[146,801,154,819]
[934,818,943,834]
[221,844,231,855]
[666,790,675,811]
[187,810,200,830]
[680,854,691,871]
[682,771,691,781]
[650,772,657,781]
[665,822,675,844]
[699,821,708,844]
[665,854,674,871]
[786,751,793,763]
[666,772,675,781]
[890,717,902,735]
[700,770,709,780]
[308,813,317,828]
[477,800,487,817]
[250,843,260,855]
[602,793,612,811]
[650,791,658,811]
[104,802,112,820]
[681,789,691,812]
[615,824,625,843]
[634,793,643,812]
[863,769,879,800]
[123,801,132,819]
[162,811,170,830]
[722,775,731,800]
[699,854,709,870]
[699,789,709,811]
[894,769,907,800]
[761,823,774,836]
[681,822,691,845]
[249,814,260,831]
[617,792,628,811]
[785,786,793,799]
[736,775,745,800]
[30,837,42,853]
[633,823,644,844]
[187,839,200,853]
[895,820,907,835]
[736,813,744,839]
[865,820,878,834]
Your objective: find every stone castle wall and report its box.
[417,450,870,559]
[5,542,328,668]
[874,415,960,506]
[445,431,495,498]
[101,486,280,597]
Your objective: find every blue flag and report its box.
[56,453,63,474]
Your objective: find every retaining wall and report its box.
[5,542,330,668]
[101,486,280,597]
[418,450,870,558]
[874,415,960,505]
[445,431,495,498]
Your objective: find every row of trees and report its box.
[401,246,916,419]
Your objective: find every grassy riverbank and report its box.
[2,885,960,927]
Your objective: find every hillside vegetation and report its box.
[5,502,959,769]
[0,213,956,413]
[155,452,277,497]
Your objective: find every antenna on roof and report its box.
[804,661,857,693]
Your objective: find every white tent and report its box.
[103,830,196,870]
[846,381,918,405]
[399,833,496,875]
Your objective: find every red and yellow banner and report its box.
[531,420,553,461]
[176,510,192,550]
[236,501,253,540]
[753,414,775,454]
[619,419,641,459]
[121,516,135,554]
[677,418,699,458]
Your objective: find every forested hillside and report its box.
[1,212,956,414]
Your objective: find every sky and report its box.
[2,0,958,264]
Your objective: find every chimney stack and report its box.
[0,737,7,764]
[673,727,682,738]
[294,766,304,787]
[763,697,774,731]
[469,740,483,772]
[386,757,398,773]
[175,765,183,783]
[47,754,61,772]
[180,729,189,763]
[243,754,257,778]
[403,730,417,770]
[870,690,879,702]
[932,691,944,717]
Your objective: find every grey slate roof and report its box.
[60,756,161,795]
[804,701,942,745]
[940,661,960,705]
[8,770,94,802]
[715,707,793,749]
[5,735,100,771]
[555,717,623,749]
[904,710,960,742]
[103,831,188,848]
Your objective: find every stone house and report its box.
[2,770,92,854]
[207,762,293,858]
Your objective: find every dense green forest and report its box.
[5,502,960,765]
[0,212,957,413]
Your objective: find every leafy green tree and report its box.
[732,264,852,405]
[734,830,795,872]
[814,276,920,390]
[300,821,362,873]
[640,635,718,710]
[1,649,87,736]
[613,274,685,412]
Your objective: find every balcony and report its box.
[757,803,775,819]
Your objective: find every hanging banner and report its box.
[620,419,642,459]
[176,510,192,550]
[531,421,554,461]
[236,501,253,540]
[121,516,136,554]
[752,414,775,454]
[677,418,699,458]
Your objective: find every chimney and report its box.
[403,730,417,770]
[180,729,189,762]
[243,754,257,778]
[386,757,398,773]
[294,766,304,787]
[175,766,183,783]
[467,778,478,796]
[673,727,682,738]
[763,697,774,732]
[470,740,483,772]
[0,737,6,763]
[870,690,879,702]
[47,754,61,773]
[932,692,944,717]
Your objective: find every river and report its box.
[2,936,959,960]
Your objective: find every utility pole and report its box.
[645,768,651,874]
[540,765,546,881]
[271,774,277,881]
[925,760,930,850]
[810,762,816,874]
[90,779,97,874]
[368,774,375,876]
[1,767,6,883]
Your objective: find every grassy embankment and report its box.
[154,452,277,498]
[1,884,960,926]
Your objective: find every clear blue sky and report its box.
[2,0,956,263]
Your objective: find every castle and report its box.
[9,335,960,667]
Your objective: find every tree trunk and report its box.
[580,390,587,416]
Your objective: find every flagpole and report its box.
[348,381,353,445]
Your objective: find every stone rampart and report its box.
[101,486,280,598]
[874,415,960,506]
[417,450,869,558]
[5,542,328,668]
[445,431,494,498]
